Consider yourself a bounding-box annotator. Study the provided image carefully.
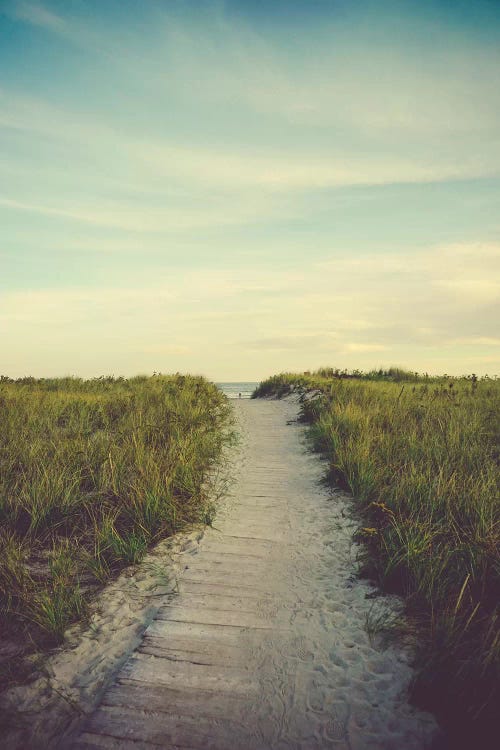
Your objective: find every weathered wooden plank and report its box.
[102,681,248,718]
[145,618,261,643]
[155,605,277,629]
[139,635,245,666]
[218,517,289,530]
[179,572,273,591]
[86,705,260,750]
[140,632,245,653]
[181,556,272,573]
[199,538,278,557]
[168,590,279,612]
[178,579,275,598]
[214,530,287,543]
[120,653,259,694]
[188,548,272,562]
[179,565,272,583]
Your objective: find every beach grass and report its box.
[254,369,499,746]
[0,374,232,682]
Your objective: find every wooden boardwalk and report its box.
[69,400,437,750]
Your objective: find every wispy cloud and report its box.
[2,87,494,200]
[8,1,65,31]
[1,1,500,377]
[0,194,288,232]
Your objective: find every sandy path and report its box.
[69,399,438,749]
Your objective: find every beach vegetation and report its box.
[0,374,232,683]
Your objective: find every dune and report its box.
[3,398,439,749]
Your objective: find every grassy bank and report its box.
[254,370,499,747]
[0,374,232,684]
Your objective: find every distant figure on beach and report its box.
[239,392,242,398]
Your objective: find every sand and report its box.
[2,398,440,749]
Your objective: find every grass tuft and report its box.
[0,374,232,680]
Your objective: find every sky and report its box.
[1,0,499,380]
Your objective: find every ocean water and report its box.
[217,382,259,399]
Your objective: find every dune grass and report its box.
[0,374,232,682]
[254,369,499,747]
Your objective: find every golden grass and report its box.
[0,374,232,682]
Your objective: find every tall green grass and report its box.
[254,370,499,748]
[0,374,232,681]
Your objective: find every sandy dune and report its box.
[66,398,439,749]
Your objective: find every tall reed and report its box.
[0,374,232,682]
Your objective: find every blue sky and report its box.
[1,0,499,379]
